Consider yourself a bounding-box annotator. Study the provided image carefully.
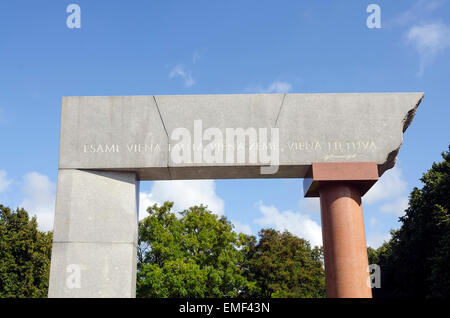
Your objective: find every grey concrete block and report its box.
[276,93,424,175]
[59,96,169,179]
[154,94,285,178]
[52,169,139,244]
[48,242,136,298]
[49,170,139,298]
[58,93,424,179]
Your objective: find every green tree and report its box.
[136,202,253,297]
[368,147,450,298]
[240,229,326,298]
[0,205,53,298]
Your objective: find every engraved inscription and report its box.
[83,144,119,153]
[286,140,377,160]
[83,143,162,153]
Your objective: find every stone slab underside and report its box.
[59,93,424,180]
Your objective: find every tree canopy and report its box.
[368,146,450,298]
[136,202,326,298]
[137,202,253,297]
[240,229,325,298]
[0,205,52,298]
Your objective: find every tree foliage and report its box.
[240,229,325,298]
[136,202,252,297]
[368,147,450,298]
[0,205,52,298]
[137,202,326,298]
[6,145,449,299]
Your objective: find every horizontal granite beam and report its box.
[59,93,424,180]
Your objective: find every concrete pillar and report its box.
[48,169,139,298]
[319,183,372,298]
[304,162,378,298]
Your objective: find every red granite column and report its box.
[304,162,378,298]
[319,182,372,298]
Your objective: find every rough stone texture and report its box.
[276,93,424,176]
[48,242,137,298]
[58,93,423,179]
[53,169,139,243]
[155,94,284,178]
[59,96,169,179]
[48,169,139,298]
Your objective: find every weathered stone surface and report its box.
[276,93,424,176]
[52,169,139,243]
[48,242,137,298]
[59,96,169,179]
[48,170,138,298]
[155,94,284,178]
[58,93,424,179]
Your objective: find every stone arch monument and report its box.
[48,93,424,298]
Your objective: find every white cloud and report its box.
[408,23,450,51]
[364,167,407,204]
[139,180,224,220]
[390,0,445,27]
[262,81,292,94]
[21,172,56,232]
[254,201,322,247]
[407,22,450,75]
[364,167,410,216]
[138,191,157,220]
[380,197,409,216]
[192,49,205,64]
[169,64,195,87]
[0,170,12,192]
[231,220,253,235]
[299,197,320,214]
[264,81,292,93]
[248,81,293,94]
[387,0,450,75]
[366,232,391,249]
[369,217,378,227]
[193,52,200,64]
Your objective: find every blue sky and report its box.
[0,0,449,248]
